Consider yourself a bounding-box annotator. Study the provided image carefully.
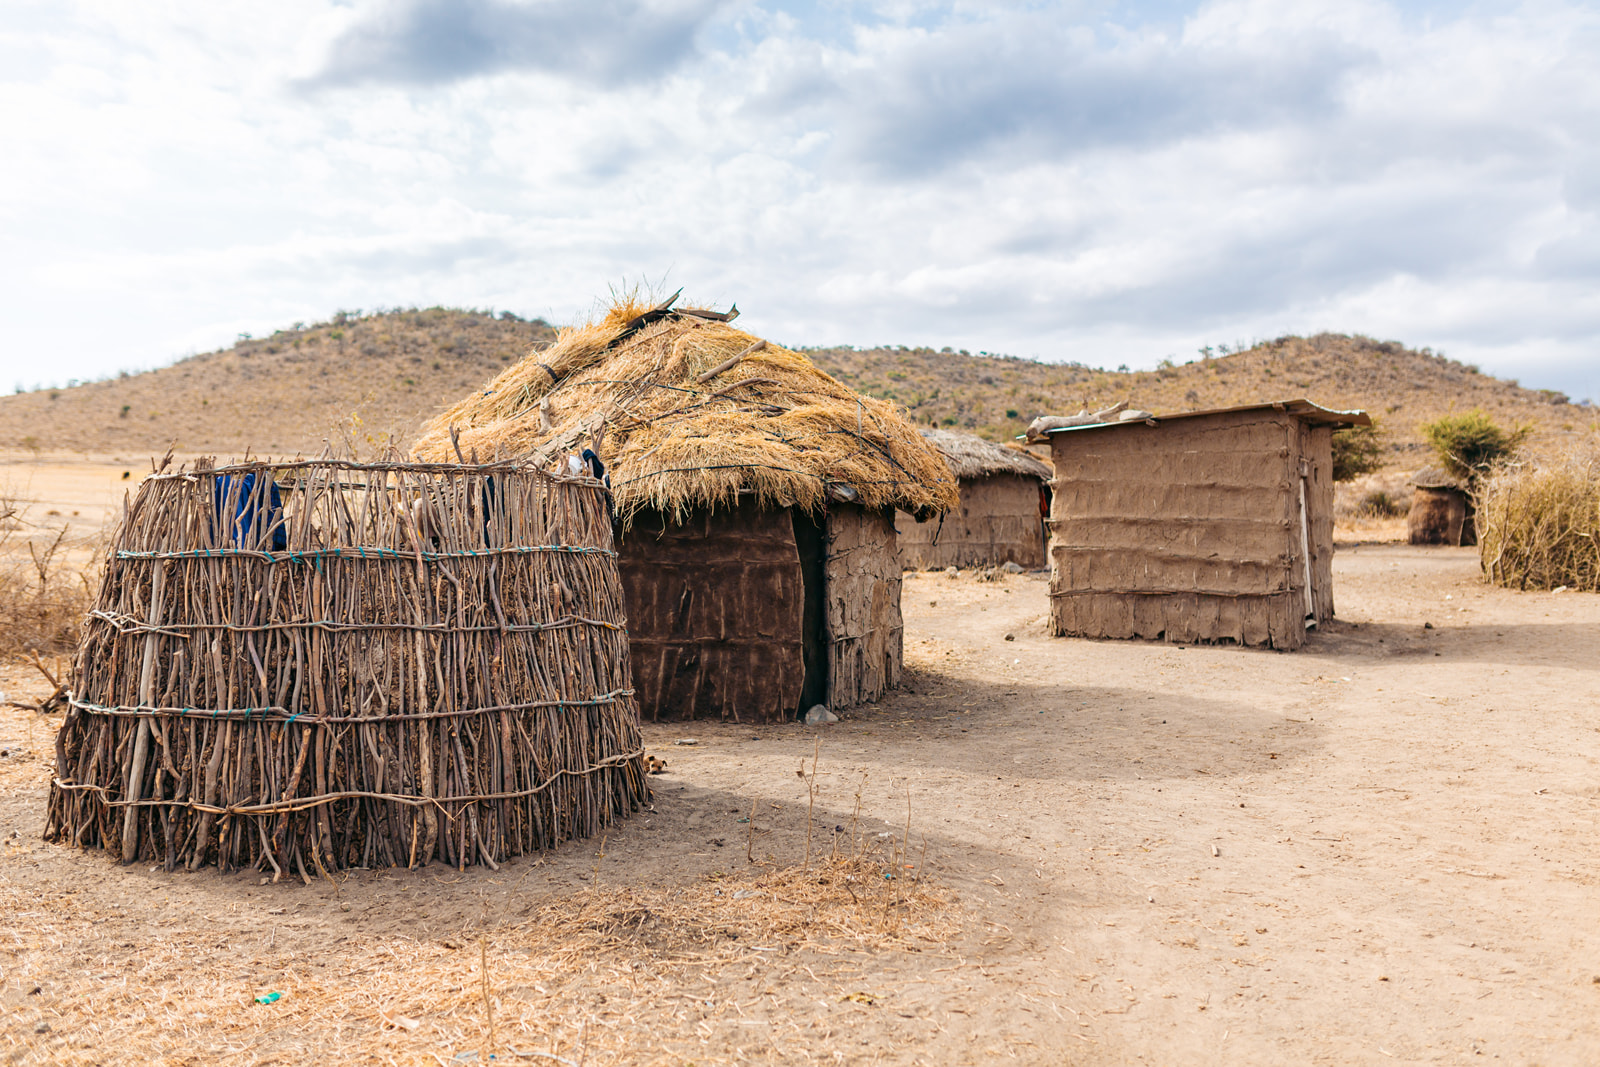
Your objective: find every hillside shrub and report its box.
[1421,409,1529,483]
[1478,448,1600,592]
[1331,423,1384,482]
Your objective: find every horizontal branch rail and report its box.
[52,749,646,816]
[68,689,635,724]
[86,610,624,638]
[114,544,617,562]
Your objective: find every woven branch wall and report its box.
[46,459,648,875]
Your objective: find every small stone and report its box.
[1004,633,1015,641]
[1423,621,1434,629]
[34,1022,50,1034]
[804,705,838,726]
[340,902,351,912]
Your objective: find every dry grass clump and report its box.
[1332,470,1413,541]
[0,490,99,660]
[1478,448,1600,591]
[413,294,959,525]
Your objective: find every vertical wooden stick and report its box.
[122,561,167,863]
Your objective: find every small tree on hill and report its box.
[1331,423,1385,482]
[1421,409,1530,484]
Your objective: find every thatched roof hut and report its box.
[1408,466,1476,546]
[1043,399,1369,650]
[414,294,957,722]
[897,429,1053,570]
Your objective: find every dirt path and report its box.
[2,544,1597,1064]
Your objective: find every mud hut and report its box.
[896,429,1052,570]
[1043,400,1370,650]
[413,294,957,722]
[1408,467,1476,546]
[46,458,648,873]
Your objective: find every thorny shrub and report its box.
[0,490,100,659]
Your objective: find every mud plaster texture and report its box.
[1,544,1598,1064]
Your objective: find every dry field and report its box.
[2,478,1599,1064]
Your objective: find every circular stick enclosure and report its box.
[47,459,648,874]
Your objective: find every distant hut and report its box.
[896,429,1052,570]
[413,294,957,722]
[1043,400,1371,650]
[1408,467,1476,546]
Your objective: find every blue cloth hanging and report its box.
[213,473,287,551]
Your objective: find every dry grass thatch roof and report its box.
[413,294,958,524]
[1412,465,1466,490]
[921,428,1052,481]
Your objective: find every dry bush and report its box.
[1332,470,1415,542]
[0,490,100,659]
[1478,448,1600,591]
[1335,470,1415,522]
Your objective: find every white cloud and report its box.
[1,0,1597,404]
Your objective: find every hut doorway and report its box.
[792,509,828,710]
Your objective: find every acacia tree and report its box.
[1331,423,1385,482]
[1420,409,1530,484]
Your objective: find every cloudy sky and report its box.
[3,0,1597,403]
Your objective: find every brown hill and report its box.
[806,334,1595,464]
[0,309,556,457]
[2,311,1591,466]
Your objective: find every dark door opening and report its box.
[792,508,828,715]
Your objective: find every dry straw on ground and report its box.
[1478,447,1600,591]
[1,851,956,1066]
[412,293,958,525]
[6,740,954,1066]
[46,457,649,874]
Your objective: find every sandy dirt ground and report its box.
[0,455,151,536]
[1,543,1598,1065]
